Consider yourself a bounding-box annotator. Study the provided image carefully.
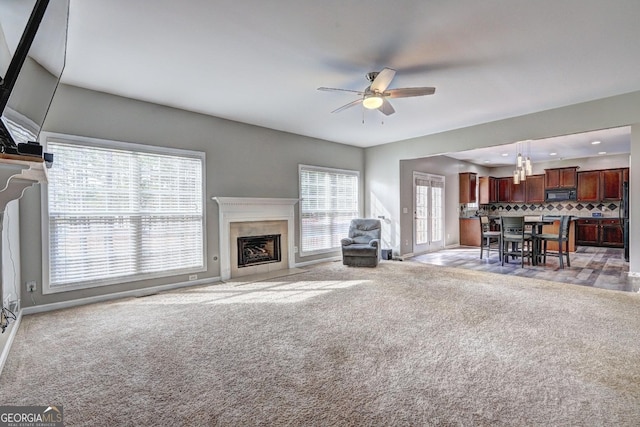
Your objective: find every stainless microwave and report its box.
[545,188,577,202]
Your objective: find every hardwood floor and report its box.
[411,245,639,293]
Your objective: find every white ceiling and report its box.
[60,0,640,148]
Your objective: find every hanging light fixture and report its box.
[525,140,533,176]
[513,140,533,184]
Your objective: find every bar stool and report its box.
[501,216,533,267]
[479,216,501,260]
[533,215,572,269]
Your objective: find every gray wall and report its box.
[364,90,640,273]
[19,84,364,307]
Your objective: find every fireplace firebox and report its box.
[237,234,281,267]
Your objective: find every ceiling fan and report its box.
[318,68,435,116]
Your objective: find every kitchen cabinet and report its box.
[577,168,626,202]
[479,176,497,204]
[459,218,481,247]
[525,174,545,203]
[497,177,511,203]
[600,168,624,201]
[576,218,623,247]
[459,172,477,204]
[600,219,623,247]
[576,219,599,245]
[577,171,600,202]
[510,180,526,203]
[545,167,577,189]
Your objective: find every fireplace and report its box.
[238,234,281,267]
[213,197,298,280]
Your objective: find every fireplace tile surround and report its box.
[213,197,298,280]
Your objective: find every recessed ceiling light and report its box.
[591,141,601,145]
[501,153,509,157]
[598,151,607,155]
[549,152,557,156]
[484,160,490,163]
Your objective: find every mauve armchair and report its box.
[341,219,381,267]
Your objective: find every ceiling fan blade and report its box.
[370,68,396,93]
[378,98,395,116]
[318,87,365,95]
[331,98,363,113]
[385,87,436,98]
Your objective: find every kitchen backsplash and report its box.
[460,201,621,218]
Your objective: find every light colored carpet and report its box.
[1,260,639,426]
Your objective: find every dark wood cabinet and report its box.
[576,218,623,247]
[600,169,624,201]
[497,177,511,203]
[600,219,623,247]
[545,167,578,189]
[479,176,497,204]
[510,180,526,203]
[485,167,626,205]
[577,170,600,202]
[577,168,626,202]
[525,174,545,203]
[576,219,599,245]
[459,172,477,204]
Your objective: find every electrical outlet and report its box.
[294,246,298,253]
[26,281,36,292]
[188,274,198,281]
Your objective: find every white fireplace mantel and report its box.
[212,197,298,280]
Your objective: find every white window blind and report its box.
[46,139,204,290]
[299,165,359,255]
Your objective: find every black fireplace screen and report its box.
[237,234,281,267]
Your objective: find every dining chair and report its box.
[500,216,533,267]
[533,215,571,269]
[479,216,501,260]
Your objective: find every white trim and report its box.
[21,276,219,316]
[294,255,342,268]
[213,197,298,281]
[412,171,446,254]
[0,311,22,377]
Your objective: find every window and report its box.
[43,135,205,293]
[299,165,359,256]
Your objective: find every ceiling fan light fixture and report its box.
[362,95,383,110]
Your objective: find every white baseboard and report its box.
[21,276,221,316]
[0,311,22,377]
[295,255,341,268]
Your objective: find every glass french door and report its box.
[413,172,445,254]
